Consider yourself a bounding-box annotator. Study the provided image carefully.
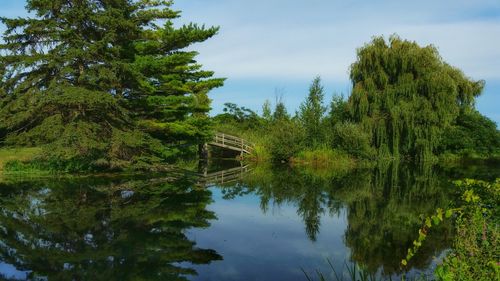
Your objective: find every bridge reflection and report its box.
[198,163,252,186]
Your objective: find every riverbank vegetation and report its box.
[214,36,500,166]
[1,2,498,173]
[0,147,41,172]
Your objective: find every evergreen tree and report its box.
[298,76,327,146]
[328,93,348,126]
[0,0,223,169]
[262,99,272,122]
[272,94,289,121]
[348,35,484,161]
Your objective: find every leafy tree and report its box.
[273,101,290,121]
[298,76,327,147]
[439,110,500,156]
[221,103,259,122]
[331,122,375,159]
[348,35,484,161]
[0,0,222,169]
[272,90,290,121]
[328,94,349,126]
[268,120,305,162]
[213,103,261,130]
[262,99,272,122]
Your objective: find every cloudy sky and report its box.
[1,0,499,124]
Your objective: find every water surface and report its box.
[0,161,498,280]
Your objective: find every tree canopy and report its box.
[0,0,223,170]
[298,77,327,147]
[347,35,485,160]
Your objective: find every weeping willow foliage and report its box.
[348,36,484,161]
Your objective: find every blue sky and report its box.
[1,0,499,124]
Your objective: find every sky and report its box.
[1,0,499,124]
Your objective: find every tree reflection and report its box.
[220,162,455,275]
[0,176,221,281]
[339,163,453,274]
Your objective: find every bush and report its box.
[439,110,500,157]
[268,120,305,162]
[435,179,500,281]
[330,122,375,159]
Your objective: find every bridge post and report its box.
[240,138,244,158]
[198,142,209,160]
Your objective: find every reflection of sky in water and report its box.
[186,187,350,281]
[0,262,31,280]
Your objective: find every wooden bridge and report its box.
[208,133,254,156]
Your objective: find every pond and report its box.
[0,161,498,281]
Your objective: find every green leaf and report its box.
[445,209,453,218]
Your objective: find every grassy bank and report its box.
[0,147,42,173]
[292,147,355,168]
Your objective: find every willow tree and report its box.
[0,0,222,169]
[348,36,484,161]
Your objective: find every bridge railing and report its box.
[210,133,254,154]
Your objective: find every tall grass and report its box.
[293,147,356,170]
[0,147,42,172]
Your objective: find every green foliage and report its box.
[298,77,327,147]
[331,122,375,159]
[435,179,500,281]
[213,36,496,166]
[273,100,290,121]
[328,94,349,127]
[439,110,500,157]
[262,99,273,122]
[0,0,222,171]
[213,102,262,129]
[401,208,451,268]
[0,147,42,172]
[403,178,499,280]
[268,120,305,162]
[294,147,356,170]
[348,35,484,161]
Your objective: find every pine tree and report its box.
[348,35,484,161]
[129,19,225,148]
[272,94,289,121]
[328,93,348,126]
[0,0,223,169]
[273,102,289,121]
[262,99,272,122]
[298,76,327,147]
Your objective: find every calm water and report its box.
[0,161,498,281]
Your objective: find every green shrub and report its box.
[439,110,500,157]
[435,179,500,281]
[268,120,305,162]
[330,122,375,159]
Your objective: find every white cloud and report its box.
[175,0,500,81]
